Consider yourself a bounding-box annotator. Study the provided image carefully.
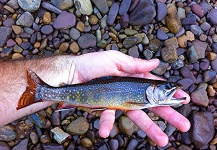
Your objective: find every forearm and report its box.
[0,55,75,126]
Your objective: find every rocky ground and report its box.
[0,0,217,149]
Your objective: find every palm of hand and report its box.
[71,50,190,147]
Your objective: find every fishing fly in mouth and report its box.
[16,69,186,111]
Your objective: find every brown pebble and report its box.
[109,32,117,41]
[12,53,23,60]
[167,4,177,15]
[76,21,85,32]
[15,37,22,45]
[186,31,195,41]
[165,13,182,34]
[146,136,156,146]
[4,5,15,13]
[43,12,52,24]
[70,42,80,53]
[207,85,216,97]
[34,42,40,48]
[12,14,18,20]
[39,38,47,50]
[89,14,99,25]
[12,25,22,34]
[40,134,51,144]
[177,35,187,48]
[207,52,217,61]
[80,137,92,148]
[59,42,69,52]
[199,34,207,42]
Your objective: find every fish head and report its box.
[146,82,186,107]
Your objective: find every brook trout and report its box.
[17,69,186,110]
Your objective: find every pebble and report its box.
[143,49,153,60]
[109,124,119,138]
[124,28,138,36]
[171,59,184,69]
[41,25,53,35]
[191,4,204,17]
[66,117,89,135]
[120,13,129,28]
[181,15,196,25]
[190,112,214,149]
[190,25,203,36]
[192,40,208,59]
[59,42,69,52]
[7,39,16,47]
[51,127,70,144]
[119,0,131,16]
[0,27,12,47]
[166,13,182,34]
[16,12,34,27]
[186,31,195,41]
[28,113,50,128]
[12,53,23,59]
[7,0,19,9]
[92,0,108,14]
[157,29,168,41]
[180,66,196,83]
[149,39,161,52]
[69,28,80,40]
[177,35,187,48]
[70,42,79,53]
[78,33,96,49]
[81,137,92,148]
[200,22,211,31]
[43,12,51,24]
[41,2,62,14]
[18,0,41,12]
[12,138,28,150]
[207,85,216,97]
[3,18,15,28]
[126,139,139,150]
[191,83,209,107]
[129,0,156,26]
[0,125,17,142]
[177,7,186,19]
[109,139,119,150]
[203,70,216,82]
[161,46,178,63]
[178,78,193,90]
[107,3,119,26]
[128,46,139,58]
[0,141,10,150]
[51,0,73,10]
[164,37,179,49]
[156,1,167,21]
[30,131,39,144]
[12,25,22,34]
[75,0,93,15]
[42,143,64,150]
[76,21,85,32]
[207,52,217,61]
[39,38,47,50]
[123,37,138,49]
[119,116,138,136]
[152,61,169,75]
[207,9,217,25]
[53,11,76,29]
[89,15,98,25]
[187,46,199,63]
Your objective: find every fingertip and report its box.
[99,128,110,138]
[180,119,191,132]
[155,133,169,147]
[175,90,190,104]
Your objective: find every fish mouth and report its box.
[164,87,186,105]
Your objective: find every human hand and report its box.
[72,50,190,147]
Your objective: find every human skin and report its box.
[0,50,190,147]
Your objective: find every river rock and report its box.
[12,138,28,150]
[164,37,179,49]
[18,0,41,12]
[51,0,73,10]
[41,25,53,35]
[126,139,139,150]
[78,33,96,49]
[74,0,93,15]
[42,143,64,150]
[190,112,214,149]
[177,78,193,90]
[149,39,161,52]
[156,1,167,21]
[161,46,178,63]
[207,8,217,25]
[53,11,76,29]
[107,3,119,26]
[191,83,209,107]
[119,0,131,16]
[123,37,138,48]
[203,70,216,82]
[211,58,217,73]
[180,66,196,83]
[41,2,62,14]
[66,117,89,135]
[92,0,108,14]
[120,13,129,28]
[191,3,204,18]
[187,46,199,63]
[0,125,17,142]
[0,141,10,150]
[119,116,138,136]
[16,12,34,27]
[157,29,168,40]
[129,0,156,26]
[0,27,12,47]
[152,61,169,75]
[51,127,70,144]
[166,13,182,34]
[192,40,208,59]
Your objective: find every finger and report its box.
[174,89,190,104]
[127,110,169,147]
[99,109,116,138]
[149,106,191,132]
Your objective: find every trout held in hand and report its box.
[17,69,186,111]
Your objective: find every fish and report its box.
[16,69,186,111]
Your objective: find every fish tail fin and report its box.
[17,69,44,110]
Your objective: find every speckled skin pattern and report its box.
[36,77,175,110]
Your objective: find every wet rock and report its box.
[7,0,19,9]
[149,39,161,52]
[152,61,169,76]
[74,0,93,15]
[177,78,193,90]
[123,37,138,48]
[119,0,131,16]
[156,1,167,21]
[89,14,98,25]
[177,104,191,118]
[51,127,70,144]
[207,8,217,25]
[16,12,34,27]
[190,25,203,36]
[190,112,214,149]
[203,70,216,82]
[171,59,184,69]
[124,28,138,35]
[191,4,204,17]
[70,42,80,53]
[191,83,209,107]
[51,0,73,10]
[166,13,182,34]
[187,46,199,63]
[43,12,51,24]
[12,138,28,150]
[53,11,76,29]
[30,131,39,144]
[192,40,208,59]
[157,29,168,40]
[41,25,53,35]
[126,139,138,150]
[143,49,153,60]
[109,139,118,150]
[0,125,17,142]
[120,13,129,28]
[42,143,64,150]
[129,0,156,26]
[200,22,211,31]
[59,42,69,52]
[211,58,217,73]
[66,117,89,135]
[186,31,195,41]
[180,66,196,83]
[177,35,187,48]
[3,18,15,28]
[177,7,186,19]
[92,0,108,14]
[107,3,119,26]
[128,46,139,58]
[81,137,92,148]
[28,113,50,128]
[119,116,138,136]
[0,27,12,47]
[164,37,179,49]
[78,33,96,49]
[18,0,41,12]
[161,46,178,63]
[165,124,176,136]
[0,141,10,150]
[69,28,80,40]
[109,124,119,138]
[1,47,13,57]
[178,145,192,150]
[42,2,62,14]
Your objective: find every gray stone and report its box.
[191,83,209,107]
[123,37,138,48]
[119,0,131,16]
[156,1,167,21]
[107,3,119,26]
[0,125,17,142]
[92,0,108,14]
[42,2,62,14]
[18,0,41,12]
[192,39,208,59]
[152,61,169,75]
[0,27,12,47]
[187,46,199,63]
[16,12,34,27]
[78,33,96,49]
[12,139,28,150]
[69,28,80,40]
[161,46,178,63]
[7,0,19,9]
[0,141,10,150]
[51,0,73,10]
[207,8,217,25]
[53,11,76,29]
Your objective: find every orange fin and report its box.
[125,101,147,106]
[17,69,44,110]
